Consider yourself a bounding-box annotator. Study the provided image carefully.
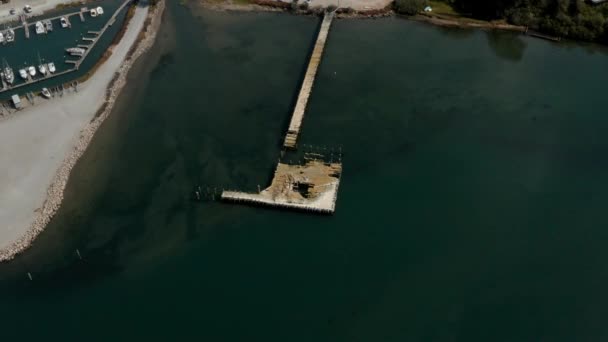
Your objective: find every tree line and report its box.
[395,0,608,43]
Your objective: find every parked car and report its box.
[9,8,16,15]
[24,5,33,13]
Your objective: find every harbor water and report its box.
[0,0,129,99]
[2,1,608,340]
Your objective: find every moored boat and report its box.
[90,8,98,17]
[48,62,56,73]
[35,21,45,35]
[60,17,69,28]
[38,64,47,75]
[5,28,14,42]
[19,68,27,79]
[96,6,104,15]
[2,59,14,85]
[28,66,36,77]
[41,88,51,99]
[44,19,53,32]
[0,32,4,44]
[65,47,85,56]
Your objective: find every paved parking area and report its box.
[0,0,74,24]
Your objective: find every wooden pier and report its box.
[221,158,342,214]
[283,11,335,150]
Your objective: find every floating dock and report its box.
[221,158,342,214]
[283,11,334,150]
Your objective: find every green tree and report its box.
[394,0,427,15]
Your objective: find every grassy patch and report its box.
[426,1,458,16]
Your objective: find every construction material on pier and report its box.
[283,11,334,150]
[222,157,342,214]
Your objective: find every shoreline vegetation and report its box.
[196,0,608,42]
[0,0,166,262]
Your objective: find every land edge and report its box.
[196,0,525,33]
[0,0,166,262]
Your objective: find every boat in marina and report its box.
[37,53,47,76]
[2,59,14,85]
[28,66,36,77]
[90,8,98,17]
[35,21,45,35]
[48,62,56,73]
[38,64,47,75]
[41,88,51,99]
[19,68,27,80]
[96,6,104,15]
[44,20,53,32]
[66,47,85,57]
[60,17,69,28]
[0,32,4,44]
[5,28,14,43]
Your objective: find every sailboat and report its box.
[2,59,14,85]
[28,66,36,77]
[37,53,47,76]
[19,68,28,80]
[35,21,45,35]
[48,62,56,73]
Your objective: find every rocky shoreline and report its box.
[0,0,166,262]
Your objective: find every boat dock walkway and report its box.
[283,11,335,150]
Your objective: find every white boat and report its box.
[44,19,53,32]
[48,62,56,73]
[5,28,14,42]
[96,6,104,15]
[0,32,4,44]
[28,66,36,77]
[90,8,98,17]
[60,17,69,28]
[35,21,45,35]
[37,52,46,75]
[66,47,85,56]
[2,59,14,85]
[41,88,51,99]
[19,69,27,79]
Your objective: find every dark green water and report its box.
[2,1,608,340]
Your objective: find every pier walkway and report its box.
[283,11,334,149]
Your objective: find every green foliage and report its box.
[434,0,608,43]
[395,0,427,15]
